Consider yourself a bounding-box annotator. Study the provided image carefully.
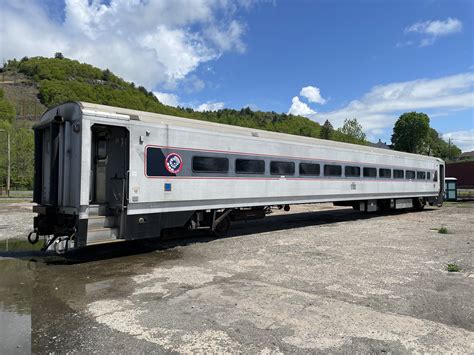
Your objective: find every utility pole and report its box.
[0,129,10,197]
[448,137,452,161]
[1,58,5,82]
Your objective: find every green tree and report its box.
[0,88,16,122]
[446,141,462,161]
[427,128,461,160]
[0,120,11,191]
[391,112,430,153]
[0,121,35,190]
[336,118,366,144]
[102,69,112,81]
[11,127,34,188]
[320,120,334,140]
[54,52,64,59]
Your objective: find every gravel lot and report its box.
[0,202,473,353]
[0,201,35,241]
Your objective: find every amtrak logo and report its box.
[165,153,183,174]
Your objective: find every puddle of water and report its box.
[0,239,42,253]
[0,240,186,352]
[0,310,31,354]
[0,258,33,353]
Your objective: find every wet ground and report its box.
[0,202,473,353]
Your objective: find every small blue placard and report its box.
[164,183,172,192]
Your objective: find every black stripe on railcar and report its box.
[145,146,436,182]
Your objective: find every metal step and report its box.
[88,204,108,216]
[87,227,119,244]
[86,239,126,246]
[88,215,117,229]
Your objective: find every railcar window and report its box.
[235,159,265,174]
[434,171,438,182]
[299,163,320,176]
[393,169,404,179]
[270,161,295,175]
[324,165,342,177]
[363,167,377,178]
[345,166,360,177]
[192,156,229,173]
[406,170,415,179]
[417,171,426,180]
[379,168,392,179]
[427,172,431,180]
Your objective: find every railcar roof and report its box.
[75,101,440,162]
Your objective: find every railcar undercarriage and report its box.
[333,196,441,212]
[28,197,443,255]
[186,206,284,237]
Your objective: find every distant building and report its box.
[368,139,391,150]
[446,161,474,188]
[457,151,474,161]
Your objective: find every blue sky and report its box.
[1,0,473,150]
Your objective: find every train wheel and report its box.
[413,198,425,211]
[212,216,231,238]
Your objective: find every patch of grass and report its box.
[0,191,33,200]
[458,189,474,198]
[446,263,461,272]
[456,202,474,208]
[9,190,33,198]
[438,226,449,234]
[444,201,474,208]
[0,198,31,204]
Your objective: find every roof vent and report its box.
[252,132,259,137]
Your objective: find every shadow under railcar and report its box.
[0,206,437,264]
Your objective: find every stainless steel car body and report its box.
[31,102,444,250]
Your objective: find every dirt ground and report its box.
[0,202,473,353]
[0,201,35,241]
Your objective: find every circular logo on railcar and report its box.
[165,153,183,174]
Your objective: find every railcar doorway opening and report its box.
[90,124,129,213]
[438,164,445,204]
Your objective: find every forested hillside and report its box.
[0,87,34,190]
[4,56,328,138]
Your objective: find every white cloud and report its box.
[287,96,316,116]
[195,101,225,112]
[405,18,462,36]
[152,92,227,112]
[313,72,474,137]
[404,17,462,46]
[181,75,206,93]
[300,86,326,104]
[205,20,246,53]
[153,91,180,107]
[443,129,474,152]
[395,40,414,48]
[0,0,247,89]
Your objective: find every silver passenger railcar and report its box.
[29,102,445,252]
